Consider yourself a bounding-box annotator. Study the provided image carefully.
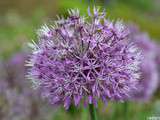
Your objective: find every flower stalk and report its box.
[123,102,128,120]
[89,104,97,120]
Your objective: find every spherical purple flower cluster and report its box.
[27,8,142,109]
[0,52,53,120]
[129,26,159,101]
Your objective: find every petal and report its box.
[64,97,71,110]
[74,95,81,106]
[88,95,93,104]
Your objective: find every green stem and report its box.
[89,104,98,120]
[112,102,119,120]
[89,0,95,5]
[123,102,128,120]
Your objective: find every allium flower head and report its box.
[129,26,159,101]
[0,53,53,120]
[27,8,142,109]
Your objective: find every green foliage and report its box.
[106,3,160,40]
[117,0,154,11]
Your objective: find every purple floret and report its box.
[27,8,142,109]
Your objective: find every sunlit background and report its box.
[0,0,160,120]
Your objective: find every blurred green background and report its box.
[0,0,160,120]
[0,0,160,59]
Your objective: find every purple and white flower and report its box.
[27,8,142,109]
[129,25,159,101]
